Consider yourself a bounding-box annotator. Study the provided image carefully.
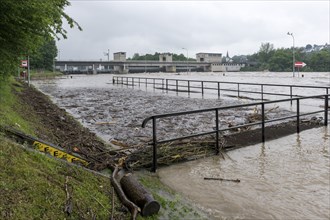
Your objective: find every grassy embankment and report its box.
[0,77,127,219]
[0,76,208,220]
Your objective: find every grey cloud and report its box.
[58,1,329,60]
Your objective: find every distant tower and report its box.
[226,51,229,58]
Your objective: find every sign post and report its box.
[20,59,28,80]
[294,62,307,77]
[27,55,30,86]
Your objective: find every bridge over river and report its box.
[55,60,244,74]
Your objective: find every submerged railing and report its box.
[141,94,329,172]
[113,76,330,103]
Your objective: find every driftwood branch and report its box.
[204,177,240,183]
[111,187,115,220]
[110,166,140,220]
[64,176,73,215]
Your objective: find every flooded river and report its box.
[158,126,330,219]
[33,72,330,219]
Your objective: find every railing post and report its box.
[139,78,141,87]
[132,78,134,87]
[166,79,168,93]
[237,83,240,98]
[290,86,293,105]
[162,79,164,91]
[151,117,157,172]
[145,78,147,88]
[261,103,265,142]
[176,80,178,93]
[297,99,300,133]
[188,80,190,95]
[215,109,219,154]
[325,95,328,126]
[201,81,204,95]
[153,78,155,89]
[218,82,220,98]
[261,85,264,101]
[126,77,128,86]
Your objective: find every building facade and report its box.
[113,52,126,61]
[196,53,222,63]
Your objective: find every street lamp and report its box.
[182,47,189,74]
[287,32,295,77]
[144,54,147,73]
[104,49,110,61]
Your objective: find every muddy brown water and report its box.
[158,127,330,219]
[32,72,330,219]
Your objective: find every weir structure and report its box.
[55,52,245,74]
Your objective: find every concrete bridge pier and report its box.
[114,65,128,74]
[202,65,211,72]
[165,66,176,72]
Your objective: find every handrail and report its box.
[113,76,330,105]
[141,94,328,128]
[113,75,330,89]
[140,94,329,172]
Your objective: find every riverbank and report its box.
[0,78,127,219]
[0,78,209,219]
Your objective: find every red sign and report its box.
[21,60,28,67]
[295,61,306,68]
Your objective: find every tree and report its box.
[258,43,274,60]
[129,52,196,61]
[30,38,58,71]
[268,49,291,71]
[308,49,330,72]
[0,0,81,79]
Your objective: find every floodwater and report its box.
[158,126,330,220]
[32,71,330,219]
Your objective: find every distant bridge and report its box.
[55,60,244,74]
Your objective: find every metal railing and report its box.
[141,94,329,172]
[113,76,330,103]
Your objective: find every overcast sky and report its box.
[57,0,329,60]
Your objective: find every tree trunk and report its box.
[110,167,140,220]
[120,173,160,216]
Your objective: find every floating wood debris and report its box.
[204,177,240,183]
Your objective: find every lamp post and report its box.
[182,47,188,74]
[144,54,147,73]
[104,49,110,61]
[287,32,295,77]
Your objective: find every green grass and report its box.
[30,70,63,79]
[0,77,35,134]
[136,172,209,220]
[0,135,127,219]
[0,78,128,219]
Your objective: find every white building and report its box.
[196,53,222,63]
[159,53,173,62]
[113,52,126,61]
